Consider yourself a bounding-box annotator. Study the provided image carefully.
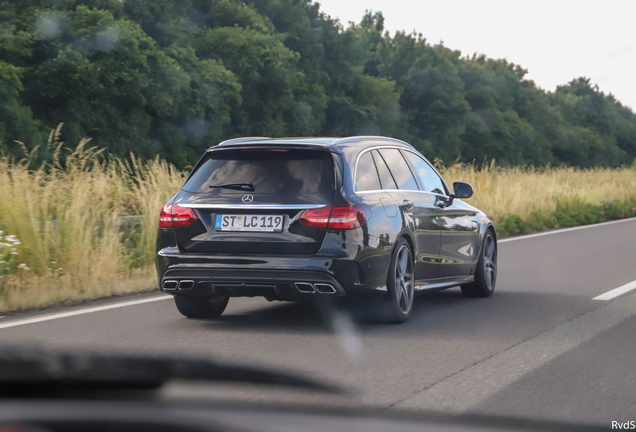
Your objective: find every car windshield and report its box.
[1,0,635,430]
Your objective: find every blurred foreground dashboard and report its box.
[0,401,608,432]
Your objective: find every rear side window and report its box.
[404,151,447,195]
[183,149,335,195]
[355,152,381,191]
[377,149,419,190]
[372,150,397,190]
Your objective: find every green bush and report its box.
[526,212,543,231]
[601,201,622,219]
[498,214,529,236]
[528,219,544,232]
[543,217,557,229]
[556,214,577,227]
[495,200,636,236]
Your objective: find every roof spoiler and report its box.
[209,137,271,151]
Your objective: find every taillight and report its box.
[327,205,371,229]
[158,204,173,228]
[157,204,198,228]
[300,205,371,230]
[299,207,332,228]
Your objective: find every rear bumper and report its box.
[155,251,389,301]
[161,267,345,300]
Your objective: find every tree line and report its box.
[1,0,635,168]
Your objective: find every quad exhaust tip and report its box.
[162,280,195,290]
[294,282,336,294]
[178,280,195,290]
[163,280,178,290]
[294,282,315,293]
[314,283,337,294]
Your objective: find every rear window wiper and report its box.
[209,182,255,191]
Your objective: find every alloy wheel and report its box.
[482,235,497,290]
[394,245,415,314]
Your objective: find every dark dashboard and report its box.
[0,401,607,432]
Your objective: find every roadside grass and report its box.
[441,161,636,235]
[1,136,636,311]
[0,131,185,312]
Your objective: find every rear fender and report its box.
[475,214,496,252]
[395,229,416,262]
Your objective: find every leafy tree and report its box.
[0,60,43,153]
[550,78,636,166]
[1,0,635,168]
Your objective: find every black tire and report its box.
[461,230,497,298]
[374,238,415,323]
[174,296,229,319]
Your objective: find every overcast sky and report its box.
[316,0,636,110]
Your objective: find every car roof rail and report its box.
[332,136,415,148]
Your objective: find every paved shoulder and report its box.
[392,291,636,416]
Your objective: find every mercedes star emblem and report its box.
[242,194,254,203]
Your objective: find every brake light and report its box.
[300,205,371,230]
[158,204,173,228]
[327,205,371,229]
[241,149,288,152]
[158,204,198,228]
[299,207,332,228]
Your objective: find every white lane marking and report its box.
[0,295,171,330]
[593,280,636,301]
[498,217,636,243]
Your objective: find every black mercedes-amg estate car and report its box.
[155,136,497,323]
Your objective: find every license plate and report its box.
[215,214,284,232]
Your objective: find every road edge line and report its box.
[498,217,636,243]
[0,295,172,330]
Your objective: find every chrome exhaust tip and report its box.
[314,283,336,294]
[294,282,315,293]
[178,280,195,290]
[163,280,178,290]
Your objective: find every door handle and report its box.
[403,200,414,210]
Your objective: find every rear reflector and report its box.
[300,205,371,230]
[158,204,198,228]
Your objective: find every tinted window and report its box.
[372,150,397,190]
[355,151,381,191]
[377,149,419,190]
[404,151,446,195]
[183,149,334,195]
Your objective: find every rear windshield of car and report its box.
[182,149,335,195]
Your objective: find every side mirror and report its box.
[452,181,474,199]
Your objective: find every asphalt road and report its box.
[2,218,636,427]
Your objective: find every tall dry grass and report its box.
[441,161,636,221]
[1,133,636,312]
[0,129,185,311]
